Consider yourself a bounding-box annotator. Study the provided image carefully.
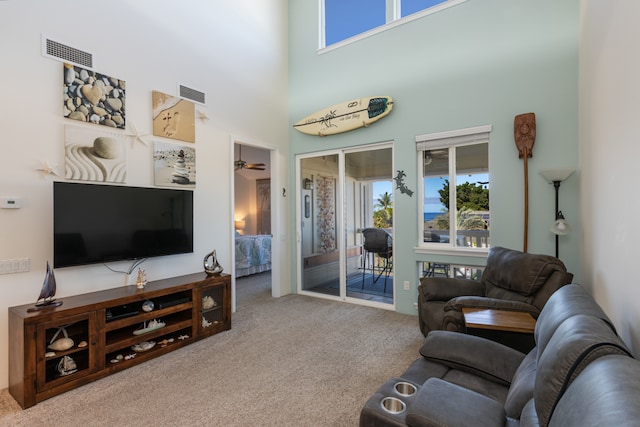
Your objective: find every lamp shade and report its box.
[234,219,246,230]
[539,168,574,182]
[551,218,571,235]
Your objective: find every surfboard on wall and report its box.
[293,96,394,136]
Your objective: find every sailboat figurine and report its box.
[27,261,63,312]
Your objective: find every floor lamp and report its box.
[539,169,574,257]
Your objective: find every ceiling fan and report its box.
[424,149,447,165]
[234,145,266,171]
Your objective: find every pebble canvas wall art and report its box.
[64,125,127,183]
[63,64,126,129]
[154,140,196,188]
[152,90,195,143]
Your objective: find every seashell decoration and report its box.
[202,295,216,310]
[131,341,156,353]
[48,337,74,351]
[202,316,212,328]
[142,300,154,312]
[57,355,77,376]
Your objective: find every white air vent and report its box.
[178,83,206,105]
[41,35,94,69]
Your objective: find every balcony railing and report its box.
[423,228,490,248]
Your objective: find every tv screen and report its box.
[54,182,194,268]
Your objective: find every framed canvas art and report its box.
[64,125,126,183]
[152,90,195,143]
[63,64,126,129]
[153,140,196,188]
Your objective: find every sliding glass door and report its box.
[299,153,341,295]
[297,144,393,306]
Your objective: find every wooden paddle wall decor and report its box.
[514,112,536,253]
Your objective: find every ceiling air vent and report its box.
[178,83,206,105]
[41,35,94,69]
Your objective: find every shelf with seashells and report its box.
[198,279,228,335]
[9,271,231,409]
[104,290,194,367]
[41,315,92,386]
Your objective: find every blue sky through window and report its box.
[325,0,385,46]
[401,0,448,17]
[373,181,392,210]
[325,0,449,46]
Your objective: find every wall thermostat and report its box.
[1,197,22,209]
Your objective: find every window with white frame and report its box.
[417,125,491,249]
[322,0,466,48]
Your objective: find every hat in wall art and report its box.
[63,64,126,129]
[154,140,196,188]
[64,125,127,183]
[152,90,195,143]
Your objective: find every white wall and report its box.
[580,0,640,355]
[0,0,289,390]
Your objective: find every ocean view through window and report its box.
[417,126,491,250]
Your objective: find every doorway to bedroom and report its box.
[233,143,273,308]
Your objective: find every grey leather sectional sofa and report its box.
[360,284,640,426]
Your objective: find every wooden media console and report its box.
[9,272,231,408]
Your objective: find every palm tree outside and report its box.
[374,191,393,228]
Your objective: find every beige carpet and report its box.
[0,272,423,426]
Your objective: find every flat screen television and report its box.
[53,182,194,268]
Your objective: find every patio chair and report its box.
[361,228,393,292]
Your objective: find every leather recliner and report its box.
[417,246,572,336]
[360,284,640,427]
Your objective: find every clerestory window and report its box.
[417,125,491,250]
[321,0,467,48]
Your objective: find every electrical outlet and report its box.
[403,280,411,291]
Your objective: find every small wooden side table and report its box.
[462,308,536,352]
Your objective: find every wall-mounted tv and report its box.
[54,182,194,268]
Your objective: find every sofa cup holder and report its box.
[394,381,417,397]
[380,396,406,415]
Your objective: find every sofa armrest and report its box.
[419,331,526,385]
[419,277,484,302]
[444,296,540,317]
[406,378,505,427]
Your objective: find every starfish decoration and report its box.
[197,110,210,123]
[36,160,59,177]
[126,120,150,146]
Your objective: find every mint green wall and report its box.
[288,0,580,314]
